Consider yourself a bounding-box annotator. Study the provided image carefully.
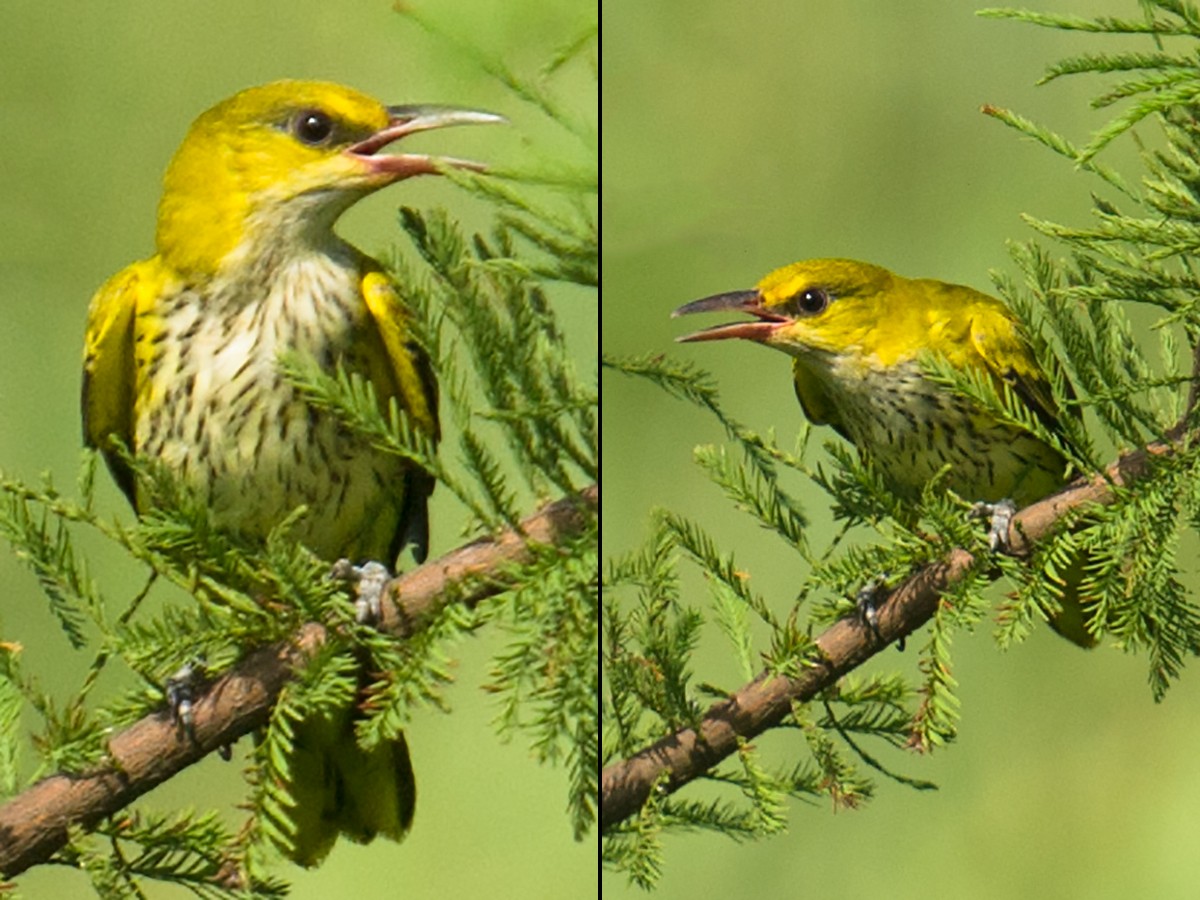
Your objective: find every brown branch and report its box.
[600,437,1183,831]
[0,484,596,876]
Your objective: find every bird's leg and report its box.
[970,498,1018,553]
[165,657,207,739]
[331,559,392,625]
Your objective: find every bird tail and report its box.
[283,704,416,867]
[1045,552,1098,649]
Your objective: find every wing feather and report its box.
[360,268,439,562]
[968,303,1074,442]
[81,263,153,505]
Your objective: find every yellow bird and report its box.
[675,258,1095,647]
[82,80,500,865]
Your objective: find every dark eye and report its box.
[293,110,335,145]
[795,288,829,315]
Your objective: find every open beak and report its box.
[347,105,505,179]
[672,290,789,342]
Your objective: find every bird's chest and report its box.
[134,261,401,554]
[825,359,1063,505]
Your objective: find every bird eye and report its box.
[794,288,830,315]
[293,110,335,145]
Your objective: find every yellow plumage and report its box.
[82,80,498,864]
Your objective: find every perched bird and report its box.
[82,80,501,864]
[674,258,1094,647]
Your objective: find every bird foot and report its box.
[331,559,392,625]
[855,576,887,641]
[165,657,207,739]
[970,498,1018,552]
[854,576,906,651]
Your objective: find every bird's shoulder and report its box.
[356,263,439,438]
[951,287,1071,436]
[82,259,175,434]
[84,258,172,349]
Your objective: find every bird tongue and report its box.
[675,321,781,343]
[347,105,505,177]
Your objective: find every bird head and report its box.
[673,258,903,363]
[155,79,502,276]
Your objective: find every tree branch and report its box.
[0,484,597,876]
[600,435,1184,830]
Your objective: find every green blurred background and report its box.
[1,1,594,896]
[604,2,1200,899]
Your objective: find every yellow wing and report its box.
[360,267,439,562]
[81,261,161,505]
[967,300,1074,441]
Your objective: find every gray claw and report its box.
[972,499,1018,552]
[165,658,206,738]
[855,575,889,641]
[331,559,392,624]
